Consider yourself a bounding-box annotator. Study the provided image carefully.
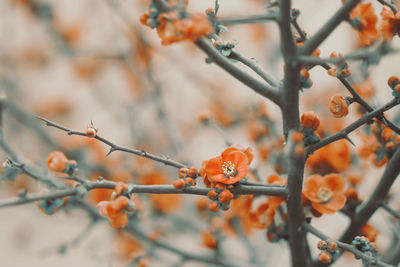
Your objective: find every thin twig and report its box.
[306,98,400,154]
[36,116,186,169]
[304,222,394,267]
[217,13,277,25]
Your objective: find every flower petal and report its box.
[323,173,345,192]
[324,193,346,212]
[204,156,224,177]
[303,174,323,203]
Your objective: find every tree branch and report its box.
[340,148,400,243]
[306,98,400,154]
[299,0,361,55]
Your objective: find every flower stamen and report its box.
[317,187,333,203]
[222,161,236,177]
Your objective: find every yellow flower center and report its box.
[222,161,236,177]
[317,187,333,203]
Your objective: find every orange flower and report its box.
[201,145,252,185]
[307,139,351,172]
[47,151,69,172]
[97,196,130,228]
[156,12,212,45]
[349,3,378,45]
[380,6,400,40]
[301,111,320,130]
[329,95,349,118]
[303,174,347,214]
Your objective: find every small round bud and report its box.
[317,240,327,250]
[188,167,198,178]
[208,201,219,212]
[388,76,400,88]
[205,8,215,14]
[178,167,188,178]
[218,189,233,204]
[318,251,331,263]
[173,179,186,189]
[185,177,196,186]
[327,241,338,252]
[207,190,218,200]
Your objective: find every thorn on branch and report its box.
[345,136,356,146]
[106,148,115,157]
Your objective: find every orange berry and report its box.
[327,241,338,251]
[173,179,186,189]
[317,240,327,250]
[178,167,188,178]
[185,177,196,186]
[218,189,233,204]
[47,151,68,172]
[388,76,400,88]
[381,127,394,141]
[205,8,214,14]
[207,190,218,200]
[86,127,97,138]
[301,111,320,130]
[188,167,198,178]
[329,95,349,118]
[318,251,331,263]
[208,201,219,212]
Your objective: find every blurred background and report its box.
[0,0,400,266]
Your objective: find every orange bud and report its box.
[329,95,349,118]
[207,190,218,200]
[318,251,331,263]
[219,189,233,204]
[301,111,320,130]
[173,179,186,189]
[208,201,219,212]
[47,151,68,172]
[188,166,198,178]
[178,167,188,178]
[185,177,196,186]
